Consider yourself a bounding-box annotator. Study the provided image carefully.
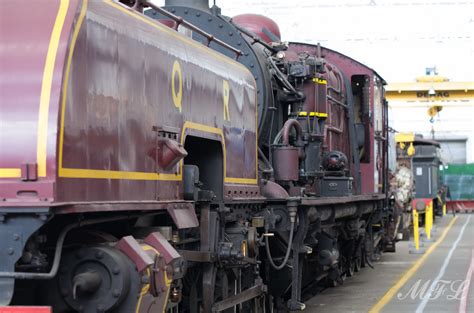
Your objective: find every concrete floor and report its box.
[304,213,473,313]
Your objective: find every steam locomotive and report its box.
[0,0,395,311]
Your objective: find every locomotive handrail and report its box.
[141,1,243,60]
[231,22,276,52]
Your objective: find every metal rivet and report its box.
[13,234,20,241]
[113,289,121,298]
[7,248,14,255]
[112,267,120,275]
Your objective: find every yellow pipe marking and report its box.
[368,216,458,313]
[312,78,327,84]
[313,112,328,118]
[37,0,70,177]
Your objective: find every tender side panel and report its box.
[56,1,257,202]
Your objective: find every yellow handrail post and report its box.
[443,202,446,216]
[414,209,420,250]
[409,209,425,254]
[425,200,433,241]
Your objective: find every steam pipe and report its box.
[261,179,293,270]
[281,119,303,145]
[261,179,288,199]
[265,204,297,270]
[265,221,295,270]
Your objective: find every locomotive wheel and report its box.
[353,257,362,273]
[184,267,265,313]
[326,268,340,288]
[40,244,142,313]
[58,246,135,313]
[402,228,411,241]
[339,259,347,283]
[325,277,338,288]
[360,249,367,268]
[340,271,347,283]
[346,260,355,277]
